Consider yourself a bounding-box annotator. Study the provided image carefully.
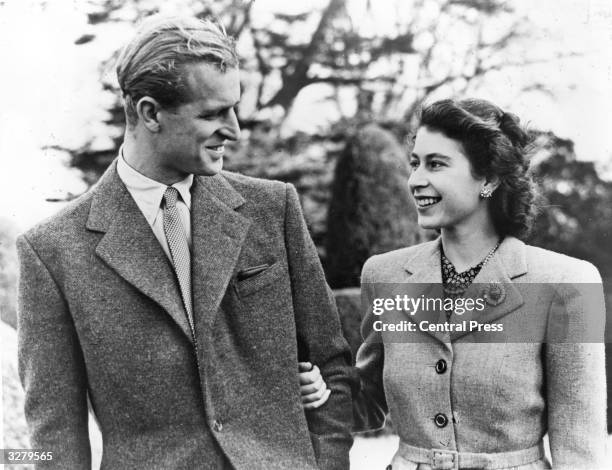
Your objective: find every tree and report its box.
[325,124,420,287]
[528,132,612,276]
[0,218,19,328]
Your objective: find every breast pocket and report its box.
[235,261,285,297]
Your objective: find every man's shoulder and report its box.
[220,170,286,192]
[219,171,289,205]
[20,190,95,248]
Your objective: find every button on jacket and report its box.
[17,160,353,470]
[353,237,607,469]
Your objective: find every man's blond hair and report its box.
[116,15,238,127]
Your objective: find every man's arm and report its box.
[283,184,353,470]
[297,258,388,433]
[17,235,91,469]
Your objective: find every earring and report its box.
[480,187,493,198]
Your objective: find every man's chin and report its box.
[195,170,222,177]
[194,160,223,176]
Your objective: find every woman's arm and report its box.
[351,261,388,432]
[545,262,607,469]
[298,256,389,430]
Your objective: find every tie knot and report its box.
[163,186,180,209]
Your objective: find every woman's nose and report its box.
[408,166,428,191]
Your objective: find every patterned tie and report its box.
[162,186,194,338]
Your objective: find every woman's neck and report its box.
[441,224,500,272]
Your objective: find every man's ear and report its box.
[136,97,161,132]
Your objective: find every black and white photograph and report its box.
[1,0,611,469]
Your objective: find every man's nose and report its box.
[220,108,241,141]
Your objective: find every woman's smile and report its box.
[414,195,441,209]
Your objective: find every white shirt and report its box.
[116,153,193,261]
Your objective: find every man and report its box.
[17,15,353,469]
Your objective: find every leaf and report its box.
[273,12,312,22]
[74,34,96,45]
[448,0,512,15]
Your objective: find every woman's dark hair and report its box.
[418,98,536,239]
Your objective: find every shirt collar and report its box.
[116,150,194,226]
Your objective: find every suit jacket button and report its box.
[434,413,448,428]
[435,359,447,374]
[213,420,223,432]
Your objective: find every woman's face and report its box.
[408,126,488,232]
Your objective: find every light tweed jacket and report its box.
[353,236,607,470]
[17,161,353,470]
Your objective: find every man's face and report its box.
[154,62,241,182]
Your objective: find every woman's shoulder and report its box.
[522,243,602,283]
[361,239,438,281]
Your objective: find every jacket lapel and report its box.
[402,237,529,344]
[403,240,442,284]
[403,239,450,347]
[190,173,251,342]
[86,161,193,341]
[450,236,528,341]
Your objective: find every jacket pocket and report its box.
[235,261,284,297]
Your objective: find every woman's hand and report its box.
[298,362,331,410]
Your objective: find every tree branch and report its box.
[308,74,395,85]
[262,0,346,110]
[422,51,583,95]
[250,28,272,109]
[226,0,255,37]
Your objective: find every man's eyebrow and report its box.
[199,100,241,114]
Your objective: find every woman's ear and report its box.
[136,97,161,133]
[484,175,501,193]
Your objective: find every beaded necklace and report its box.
[441,240,501,298]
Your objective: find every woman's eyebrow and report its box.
[411,152,451,160]
[425,153,451,160]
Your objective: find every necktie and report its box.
[162,187,194,338]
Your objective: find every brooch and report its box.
[481,282,506,306]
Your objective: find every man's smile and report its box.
[205,143,225,157]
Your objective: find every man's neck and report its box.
[121,133,182,185]
[122,132,150,170]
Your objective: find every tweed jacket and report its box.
[17,160,353,470]
[353,237,607,469]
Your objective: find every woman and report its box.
[300,98,607,469]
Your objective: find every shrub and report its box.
[325,124,419,288]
